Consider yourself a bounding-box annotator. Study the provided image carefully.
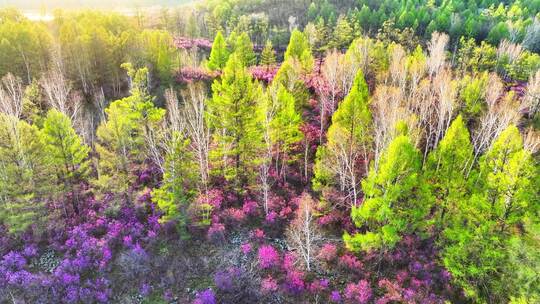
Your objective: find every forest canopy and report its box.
[0,0,539,303]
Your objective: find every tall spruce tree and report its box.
[425,115,473,230]
[260,39,276,67]
[313,70,371,205]
[206,54,263,191]
[207,31,230,71]
[41,109,90,215]
[0,115,51,234]
[344,133,428,252]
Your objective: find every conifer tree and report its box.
[344,133,427,252]
[0,115,51,234]
[260,39,276,68]
[152,136,198,237]
[206,54,263,191]
[271,84,303,180]
[313,71,371,205]
[425,115,473,230]
[207,31,230,71]
[330,15,354,50]
[284,29,314,72]
[231,32,256,67]
[96,65,165,196]
[41,109,90,215]
[442,125,538,302]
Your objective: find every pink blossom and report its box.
[344,280,372,304]
[258,245,280,269]
[241,243,252,255]
[261,276,278,294]
[318,243,337,262]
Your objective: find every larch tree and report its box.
[0,115,51,234]
[330,14,354,50]
[231,31,256,67]
[95,65,165,197]
[207,31,230,71]
[260,39,276,68]
[344,133,428,252]
[424,115,473,231]
[206,54,263,191]
[313,70,372,207]
[442,125,538,302]
[41,109,91,215]
[270,84,303,181]
[284,29,314,73]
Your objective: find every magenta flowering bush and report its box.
[344,280,372,304]
[261,276,279,294]
[174,37,212,51]
[318,243,338,262]
[258,245,280,269]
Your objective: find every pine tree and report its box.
[96,65,165,196]
[0,115,51,234]
[330,15,354,50]
[425,115,473,230]
[284,29,314,72]
[231,32,256,67]
[313,71,371,204]
[270,84,304,179]
[344,133,427,252]
[441,125,538,302]
[260,39,276,67]
[41,109,90,215]
[478,125,536,233]
[152,136,198,237]
[207,31,230,71]
[206,54,263,191]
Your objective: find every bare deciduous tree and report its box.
[180,83,211,192]
[286,193,323,271]
[470,74,523,171]
[0,74,24,119]
[523,127,540,154]
[40,65,81,121]
[525,69,540,117]
[427,32,449,78]
[259,87,279,215]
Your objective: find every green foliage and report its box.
[459,73,488,120]
[313,71,372,197]
[0,11,51,82]
[344,134,427,252]
[56,11,133,93]
[230,32,256,67]
[96,65,165,196]
[207,54,263,190]
[136,30,177,85]
[425,115,473,230]
[41,109,90,213]
[152,135,198,237]
[442,125,539,302]
[260,40,276,67]
[285,29,314,72]
[330,14,354,50]
[207,31,230,71]
[0,115,51,234]
[270,85,304,172]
